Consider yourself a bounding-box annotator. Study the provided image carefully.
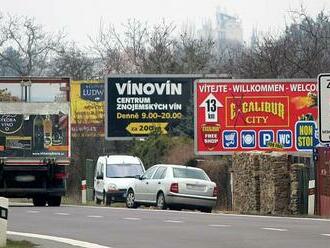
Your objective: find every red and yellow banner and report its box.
[195,79,318,155]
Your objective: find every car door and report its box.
[134,166,158,202]
[94,159,104,199]
[147,166,167,203]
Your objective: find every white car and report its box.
[126,164,217,212]
[94,155,145,205]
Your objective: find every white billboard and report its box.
[318,73,330,143]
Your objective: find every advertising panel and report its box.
[195,79,318,155]
[318,73,330,143]
[70,80,104,137]
[0,114,69,157]
[106,75,193,140]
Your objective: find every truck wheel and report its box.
[48,196,62,207]
[33,197,46,207]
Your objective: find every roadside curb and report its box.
[7,231,111,248]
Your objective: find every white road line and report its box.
[164,220,183,223]
[321,234,330,237]
[7,231,111,248]
[208,224,231,227]
[27,210,40,213]
[262,228,288,232]
[88,215,103,218]
[64,204,330,222]
[55,212,70,216]
[123,217,141,221]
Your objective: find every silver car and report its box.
[126,164,217,212]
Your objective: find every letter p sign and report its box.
[259,131,274,148]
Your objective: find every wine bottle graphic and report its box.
[52,115,63,146]
[43,115,52,149]
[33,115,44,151]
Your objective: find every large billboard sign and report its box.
[0,113,69,157]
[106,75,193,140]
[195,79,318,155]
[71,80,104,137]
[318,73,330,143]
[0,77,70,157]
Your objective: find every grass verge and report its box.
[4,239,37,248]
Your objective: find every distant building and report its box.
[215,9,243,45]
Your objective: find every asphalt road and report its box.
[7,204,330,248]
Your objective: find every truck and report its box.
[0,77,71,206]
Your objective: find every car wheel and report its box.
[200,207,212,213]
[103,192,111,206]
[126,190,137,208]
[33,197,46,207]
[94,192,102,205]
[156,192,166,210]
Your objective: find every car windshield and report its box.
[172,168,209,180]
[106,164,144,178]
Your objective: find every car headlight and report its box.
[107,183,118,192]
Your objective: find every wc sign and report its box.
[195,79,318,155]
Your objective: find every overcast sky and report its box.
[0,0,329,46]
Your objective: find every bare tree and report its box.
[51,42,95,80]
[282,9,330,77]
[142,20,177,73]
[176,26,216,73]
[90,19,148,74]
[232,8,330,79]
[0,14,64,76]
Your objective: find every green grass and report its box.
[3,239,37,248]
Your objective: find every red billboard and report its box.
[195,79,318,155]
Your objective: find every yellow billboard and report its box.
[70,80,104,137]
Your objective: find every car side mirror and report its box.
[135,175,142,180]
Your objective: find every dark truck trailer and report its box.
[0,77,71,206]
[0,157,70,206]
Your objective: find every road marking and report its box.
[321,234,330,237]
[164,220,183,223]
[123,217,141,221]
[262,228,288,232]
[88,215,103,218]
[208,224,231,227]
[27,210,40,214]
[55,212,70,216]
[7,231,111,248]
[64,205,330,222]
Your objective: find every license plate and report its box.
[186,184,205,191]
[15,175,35,182]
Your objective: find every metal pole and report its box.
[0,197,8,247]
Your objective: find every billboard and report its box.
[0,114,69,157]
[318,73,330,143]
[106,75,194,140]
[195,79,318,155]
[70,80,104,137]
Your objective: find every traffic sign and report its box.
[199,93,223,122]
[318,73,330,143]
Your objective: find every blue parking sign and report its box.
[259,130,274,148]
